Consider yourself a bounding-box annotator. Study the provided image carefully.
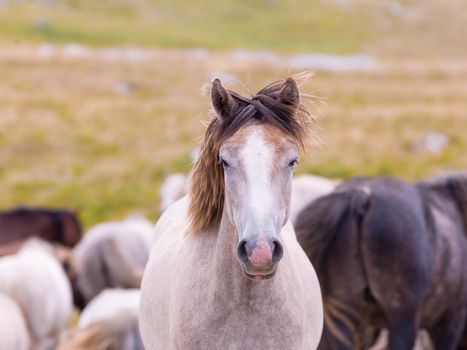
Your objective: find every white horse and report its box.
[78,288,140,328]
[159,149,200,214]
[159,173,189,214]
[140,77,323,349]
[70,215,153,307]
[0,238,73,350]
[290,174,339,225]
[0,293,30,350]
[57,288,143,350]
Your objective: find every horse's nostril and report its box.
[237,240,249,264]
[272,240,283,264]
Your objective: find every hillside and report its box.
[0,0,465,57]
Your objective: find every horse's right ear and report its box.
[211,79,236,119]
[279,77,300,110]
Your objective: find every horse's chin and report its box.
[243,269,276,281]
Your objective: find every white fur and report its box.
[0,293,30,350]
[0,240,72,350]
[159,173,189,214]
[79,289,140,329]
[59,288,143,350]
[240,128,275,235]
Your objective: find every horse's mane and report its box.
[294,186,372,348]
[418,171,467,229]
[188,76,316,234]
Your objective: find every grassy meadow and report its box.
[0,0,466,56]
[1,0,466,229]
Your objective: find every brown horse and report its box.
[140,76,323,349]
[295,173,467,350]
[0,207,82,248]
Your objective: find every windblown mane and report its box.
[188,77,315,234]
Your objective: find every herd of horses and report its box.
[0,76,466,349]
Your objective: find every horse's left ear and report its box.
[279,77,300,110]
[211,78,236,119]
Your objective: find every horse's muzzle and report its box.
[236,235,283,278]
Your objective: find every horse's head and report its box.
[59,211,83,247]
[189,76,313,280]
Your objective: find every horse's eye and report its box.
[220,158,230,168]
[288,159,299,168]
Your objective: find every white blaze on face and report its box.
[239,127,275,235]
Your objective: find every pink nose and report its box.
[236,236,283,271]
[249,238,273,267]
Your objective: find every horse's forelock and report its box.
[188,78,315,234]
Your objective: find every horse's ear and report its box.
[279,77,300,110]
[211,78,236,119]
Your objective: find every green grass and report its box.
[0,1,367,52]
[0,0,465,57]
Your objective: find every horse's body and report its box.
[142,197,322,349]
[141,77,323,349]
[58,310,142,350]
[78,288,141,329]
[290,174,339,225]
[295,174,467,349]
[0,239,73,349]
[58,288,143,350]
[70,215,153,308]
[159,173,189,213]
[0,293,30,350]
[0,207,82,248]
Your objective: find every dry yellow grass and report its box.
[1,47,466,227]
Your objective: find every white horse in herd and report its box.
[141,77,323,349]
[0,293,30,350]
[59,288,143,350]
[0,238,72,350]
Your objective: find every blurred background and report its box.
[1,0,466,228]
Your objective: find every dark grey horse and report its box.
[295,173,467,350]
